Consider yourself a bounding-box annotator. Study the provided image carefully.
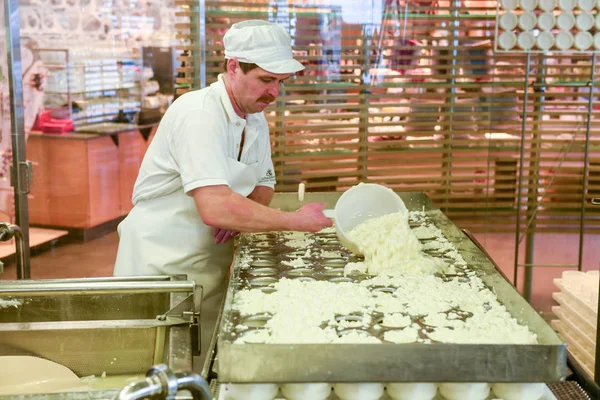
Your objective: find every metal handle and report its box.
[9,161,32,195]
[322,209,335,218]
[592,198,600,205]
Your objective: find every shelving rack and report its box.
[35,48,143,127]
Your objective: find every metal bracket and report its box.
[156,286,203,356]
[9,160,32,194]
[159,286,203,320]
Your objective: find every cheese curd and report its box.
[347,212,447,276]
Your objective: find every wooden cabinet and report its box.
[28,129,149,229]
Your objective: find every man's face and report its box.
[230,63,291,114]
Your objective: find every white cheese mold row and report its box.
[221,382,550,400]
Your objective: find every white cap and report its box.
[223,20,305,74]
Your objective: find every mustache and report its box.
[257,95,276,103]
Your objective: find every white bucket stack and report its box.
[551,270,599,378]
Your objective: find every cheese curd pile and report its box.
[231,211,538,346]
[0,299,21,309]
[233,273,537,345]
[345,211,447,276]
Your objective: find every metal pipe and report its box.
[523,54,547,302]
[441,0,462,212]
[533,81,600,88]
[114,376,163,400]
[0,223,25,279]
[578,54,596,271]
[113,365,212,400]
[4,0,31,280]
[11,224,25,280]
[514,52,531,290]
[597,284,600,386]
[0,281,195,296]
[593,196,600,386]
[175,372,212,400]
[0,275,178,284]
[195,0,206,89]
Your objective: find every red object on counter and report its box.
[41,120,74,134]
[32,110,51,131]
[34,110,74,134]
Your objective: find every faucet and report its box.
[0,222,28,279]
[114,364,212,400]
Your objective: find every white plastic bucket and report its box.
[323,183,407,254]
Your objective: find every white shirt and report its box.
[132,74,275,204]
[114,74,275,298]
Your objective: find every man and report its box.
[114,20,332,298]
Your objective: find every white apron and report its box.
[114,157,260,298]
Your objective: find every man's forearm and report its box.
[193,185,295,232]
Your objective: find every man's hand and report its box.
[293,202,333,232]
[213,227,239,244]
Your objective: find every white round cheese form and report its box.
[224,383,279,400]
[594,32,600,49]
[539,0,558,9]
[500,11,519,31]
[518,31,536,49]
[578,0,596,10]
[559,0,577,9]
[499,31,518,49]
[575,31,593,49]
[538,12,557,30]
[387,383,438,400]
[334,383,385,400]
[537,31,556,49]
[501,0,520,9]
[520,0,540,10]
[595,13,600,29]
[576,12,595,30]
[439,383,490,400]
[492,383,546,400]
[557,12,576,29]
[519,11,538,30]
[281,383,332,400]
[555,31,575,49]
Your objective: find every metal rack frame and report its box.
[512,51,600,395]
[2,0,31,279]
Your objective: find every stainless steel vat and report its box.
[0,275,201,397]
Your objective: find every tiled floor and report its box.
[1,230,598,315]
[1,231,119,281]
